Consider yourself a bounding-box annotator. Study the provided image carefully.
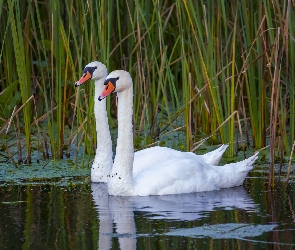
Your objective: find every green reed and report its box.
[1,0,295,186]
[7,0,32,163]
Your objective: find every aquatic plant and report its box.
[0,0,294,186]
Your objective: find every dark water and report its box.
[0,166,295,249]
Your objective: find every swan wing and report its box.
[134,159,220,196]
[133,152,258,196]
[133,145,228,176]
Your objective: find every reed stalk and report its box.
[0,0,294,179]
[7,0,32,163]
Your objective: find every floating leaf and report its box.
[166,223,277,239]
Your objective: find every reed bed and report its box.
[0,0,294,186]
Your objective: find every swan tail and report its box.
[224,151,259,171]
[244,152,259,166]
[215,152,258,188]
[202,144,229,165]
[238,152,259,169]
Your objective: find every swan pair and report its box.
[75,61,258,196]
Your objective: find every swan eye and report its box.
[83,66,97,77]
[104,77,119,87]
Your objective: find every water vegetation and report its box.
[1,167,295,248]
[0,1,295,186]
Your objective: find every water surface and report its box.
[0,165,294,249]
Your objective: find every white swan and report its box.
[98,70,259,196]
[75,61,113,183]
[75,62,229,183]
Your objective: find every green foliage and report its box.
[0,81,19,120]
[0,0,294,179]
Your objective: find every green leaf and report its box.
[0,80,18,107]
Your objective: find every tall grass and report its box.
[0,0,294,185]
[6,0,32,163]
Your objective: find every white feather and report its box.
[101,70,259,196]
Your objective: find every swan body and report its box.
[76,62,229,183]
[133,144,228,177]
[98,70,259,196]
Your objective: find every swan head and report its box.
[98,70,132,101]
[75,61,107,87]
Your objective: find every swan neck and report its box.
[94,78,110,146]
[116,87,134,161]
[108,86,134,195]
[92,78,113,182]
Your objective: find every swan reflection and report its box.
[91,184,258,249]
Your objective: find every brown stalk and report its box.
[286,140,295,187]
[159,84,208,135]
[4,142,17,167]
[269,28,283,188]
[0,95,34,134]
[188,73,193,151]
[16,112,22,164]
[192,111,239,152]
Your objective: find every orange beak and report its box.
[75,71,92,87]
[98,81,116,101]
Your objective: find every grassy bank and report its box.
[0,0,294,185]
